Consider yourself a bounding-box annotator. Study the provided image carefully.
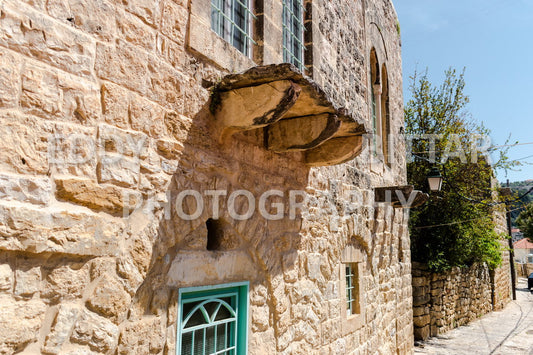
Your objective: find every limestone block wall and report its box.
[411,198,513,341]
[492,207,513,311]
[517,263,533,278]
[412,263,493,340]
[0,0,413,354]
[412,238,513,341]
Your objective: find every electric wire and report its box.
[412,206,527,230]
[410,141,533,155]
[411,153,533,206]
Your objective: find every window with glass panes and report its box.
[211,0,256,56]
[370,49,380,157]
[282,0,305,70]
[371,87,378,155]
[345,264,358,315]
[177,283,249,355]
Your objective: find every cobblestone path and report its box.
[415,278,533,355]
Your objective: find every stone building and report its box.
[0,0,420,354]
[514,237,533,264]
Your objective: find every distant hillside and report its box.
[501,180,533,225]
[508,179,533,189]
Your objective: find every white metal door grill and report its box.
[179,292,239,355]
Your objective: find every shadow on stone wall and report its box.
[117,98,310,353]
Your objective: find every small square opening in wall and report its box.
[345,263,360,316]
[205,218,241,251]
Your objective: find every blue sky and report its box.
[394,0,533,182]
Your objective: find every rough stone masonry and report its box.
[0,0,415,354]
[411,206,513,341]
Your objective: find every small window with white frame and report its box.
[177,282,249,355]
[340,246,364,334]
[282,0,305,70]
[211,0,256,57]
[345,263,360,316]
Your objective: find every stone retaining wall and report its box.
[517,263,533,277]
[492,207,514,311]
[412,263,492,340]
[412,245,513,341]
[412,204,513,341]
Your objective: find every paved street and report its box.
[415,278,533,355]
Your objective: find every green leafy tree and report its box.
[405,68,508,272]
[516,203,533,242]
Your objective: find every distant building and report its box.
[514,238,533,263]
[512,228,524,243]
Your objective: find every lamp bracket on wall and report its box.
[374,185,428,208]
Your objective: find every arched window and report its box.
[381,64,391,166]
[181,298,237,353]
[370,49,381,158]
[178,283,249,355]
